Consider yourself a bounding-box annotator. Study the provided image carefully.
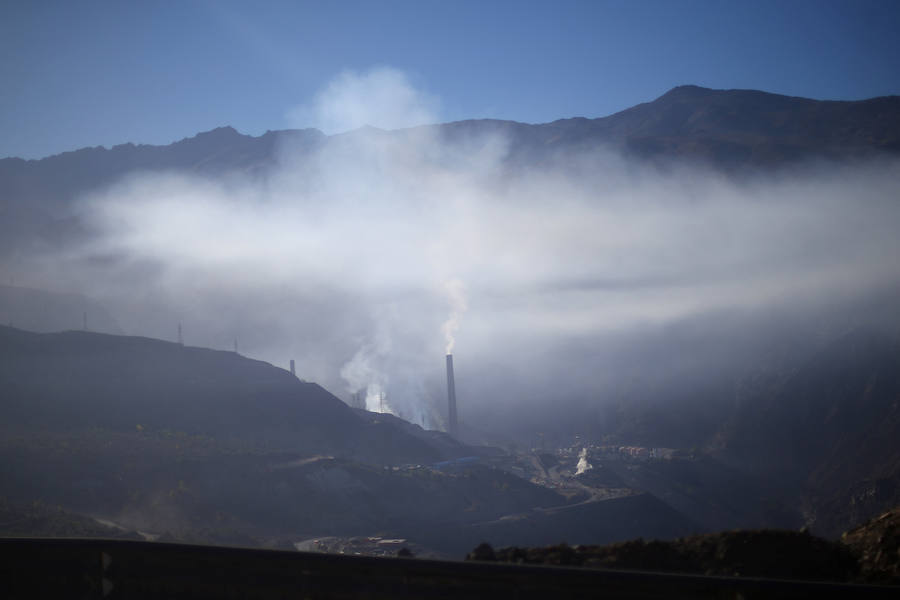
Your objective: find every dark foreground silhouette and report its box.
[0,537,895,600]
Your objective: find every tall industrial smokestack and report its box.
[446,354,458,438]
[290,359,296,377]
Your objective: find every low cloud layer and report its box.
[15,69,900,435]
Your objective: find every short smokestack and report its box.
[446,354,458,438]
[290,359,296,377]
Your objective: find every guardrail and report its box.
[0,537,895,599]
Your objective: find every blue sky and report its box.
[3,0,899,159]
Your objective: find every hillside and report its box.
[547,85,900,166]
[0,326,702,554]
[0,326,458,465]
[711,329,900,536]
[842,505,900,583]
[0,126,323,209]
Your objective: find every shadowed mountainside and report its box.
[711,329,900,536]
[0,326,702,553]
[0,326,460,465]
[537,85,900,166]
[842,505,900,583]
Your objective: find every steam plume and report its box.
[441,278,467,355]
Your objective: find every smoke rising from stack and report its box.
[441,279,467,355]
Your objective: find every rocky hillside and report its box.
[711,329,900,536]
[842,505,900,584]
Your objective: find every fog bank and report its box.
[9,69,900,436]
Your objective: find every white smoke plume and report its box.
[441,278,468,355]
[339,349,388,412]
[287,66,438,133]
[576,447,593,475]
[338,304,395,415]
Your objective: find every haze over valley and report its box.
[2,70,900,564]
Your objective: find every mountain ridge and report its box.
[2,84,896,253]
[3,84,898,163]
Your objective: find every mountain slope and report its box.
[713,329,900,535]
[433,85,900,168]
[0,126,323,208]
[0,326,460,465]
[0,326,699,554]
[575,85,900,162]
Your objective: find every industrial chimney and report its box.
[290,359,296,377]
[446,354,458,438]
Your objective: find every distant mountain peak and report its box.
[661,84,712,96]
[192,126,241,139]
[652,84,824,106]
